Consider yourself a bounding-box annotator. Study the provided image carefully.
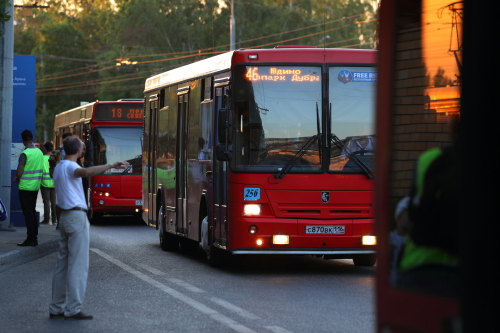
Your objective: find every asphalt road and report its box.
[0,217,375,333]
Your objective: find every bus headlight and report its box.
[243,204,261,216]
[256,238,263,246]
[99,200,105,205]
[272,234,289,245]
[362,235,377,245]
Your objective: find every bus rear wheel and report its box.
[353,254,377,266]
[159,206,178,251]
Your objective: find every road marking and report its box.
[168,278,205,293]
[210,297,260,320]
[137,263,166,276]
[264,326,295,333]
[91,248,256,333]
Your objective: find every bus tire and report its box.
[88,211,102,224]
[159,206,178,251]
[207,246,227,267]
[353,254,377,266]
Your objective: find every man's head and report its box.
[21,129,34,143]
[62,132,73,140]
[44,141,54,152]
[63,136,82,156]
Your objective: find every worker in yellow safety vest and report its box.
[13,129,44,246]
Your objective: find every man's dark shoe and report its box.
[49,312,64,319]
[17,240,37,247]
[64,312,93,320]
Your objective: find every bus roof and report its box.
[53,100,143,130]
[144,48,376,93]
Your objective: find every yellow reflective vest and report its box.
[19,148,43,191]
[41,155,55,188]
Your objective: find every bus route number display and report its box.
[245,67,320,82]
[95,104,144,121]
[244,188,260,200]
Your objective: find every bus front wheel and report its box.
[353,254,377,266]
[207,246,225,267]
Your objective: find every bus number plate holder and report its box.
[136,200,142,206]
[305,226,345,234]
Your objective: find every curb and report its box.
[0,238,60,272]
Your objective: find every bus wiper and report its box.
[330,133,373,179]
[275,133,321,179]
[122,155,141,174]
[121,164,133,174]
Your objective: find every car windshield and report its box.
[91,126,142,175]
[328,66,376,175]
[232,65,323,173]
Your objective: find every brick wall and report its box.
[390,25,455,201]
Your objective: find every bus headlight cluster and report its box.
[273,235,289,245]
[362,235,377,245]
[243,204,261,216]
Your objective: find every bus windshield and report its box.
[328,66,376,175]
[232,65,323,173]
[92,127,142,175]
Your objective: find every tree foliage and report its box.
[0,0,12,36]
[12,0,377,142]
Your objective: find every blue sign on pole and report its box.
[10,55,37,226]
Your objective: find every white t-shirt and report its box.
[54,160,87,210]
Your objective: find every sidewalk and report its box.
[0,194,60,269]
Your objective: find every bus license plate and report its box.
[305,226,345,234]
[136,200,142,206]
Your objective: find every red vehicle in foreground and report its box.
[54,99,144,222]
[142,47,377,265]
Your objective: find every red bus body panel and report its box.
[227,173,374,252]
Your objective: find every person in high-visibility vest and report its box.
[13,129,44,246]
[40,141,57,225]
[397,144,460,296]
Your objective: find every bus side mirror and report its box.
[217,108,233,161]
[84,141,94,167]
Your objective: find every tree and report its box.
[0,0,11,36]
[12,0,378,141]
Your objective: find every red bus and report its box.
[54,99,144,222]
[142,47,377,266]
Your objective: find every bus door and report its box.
[176,88,189,235]
[147,96,159,226]
[213,84,230,247]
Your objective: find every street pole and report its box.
[0,0,14,231]
[230,0,235,50]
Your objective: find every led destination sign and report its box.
[245,67,320,82]
[94,104,144,121]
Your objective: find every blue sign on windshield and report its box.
[338,69,377,83]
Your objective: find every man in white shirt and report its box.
[49,136,129,320]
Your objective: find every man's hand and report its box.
[12,176,19,183]
[110,161,130,169]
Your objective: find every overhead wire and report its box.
[37,14,372,82]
